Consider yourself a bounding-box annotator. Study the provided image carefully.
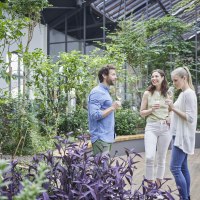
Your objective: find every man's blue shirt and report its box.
[88,83,115,143]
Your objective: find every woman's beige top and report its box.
[146,91,169,123]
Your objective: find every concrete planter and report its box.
[110,131,200,156]
[195,131,200,148]
[111,134,145,156]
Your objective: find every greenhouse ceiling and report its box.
[42,0,200,40]
[91,0,198,22]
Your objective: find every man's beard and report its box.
[106,79,114,86]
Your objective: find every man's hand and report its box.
[112,101,121,110]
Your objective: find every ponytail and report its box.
[183,66,195,91]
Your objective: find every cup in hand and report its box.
[113,100,121,110]
[153,99,160,109]
[167,86,174,100]
[165,98,172,106]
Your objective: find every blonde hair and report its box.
[171,66,195,90]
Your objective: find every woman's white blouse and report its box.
[170,88,197,154]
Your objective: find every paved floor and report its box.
[117,149,200,200]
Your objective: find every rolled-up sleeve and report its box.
[88,92,104,120]
[185,92,197,124]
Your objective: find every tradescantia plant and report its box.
[0,160,48,200]
[0,133,178,199]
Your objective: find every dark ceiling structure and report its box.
[91,0,200,40]
[41,0,200,54]
[91,0,188,21]
[42,0,117,42]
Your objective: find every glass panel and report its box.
[5,53,24,97]
[50,43,65,62]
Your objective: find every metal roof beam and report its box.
[156,0,169,14]
[49,8,81,28]
[112,0,146,20]
[105,0,134,13]
[67,21,115,32]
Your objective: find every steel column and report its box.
[83,2,86,54]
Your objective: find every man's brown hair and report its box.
[98,64,116,83]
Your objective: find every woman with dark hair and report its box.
[140,69,172,187]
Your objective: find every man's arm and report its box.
[88,92,121,120]
[102,101,121,118]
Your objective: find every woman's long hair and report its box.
[147,69,168,97]
[171,66,195,91]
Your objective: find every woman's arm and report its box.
[140,91,153,118]
[170,106,187,120]
[167,91,197,123]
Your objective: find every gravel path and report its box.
[1,154,34,165]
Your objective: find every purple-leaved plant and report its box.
[0,133,178,199]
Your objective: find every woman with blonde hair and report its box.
[166,66,197,200]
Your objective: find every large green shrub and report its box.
[0,98,55,155]
[0,98,34,155]
[115,109,145,136]
[58,108,145,137]
[58,108,89,136]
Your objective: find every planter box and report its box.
[195,131,200,148]
[111,134,145,156]
[79,131,200,157]
[110,131,200,157]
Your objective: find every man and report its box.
[88,64,121,156]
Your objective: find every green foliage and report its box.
[0,17,28,71]
[29,114,55,153]
[58,107,146,137]
[0,98,34,155]
[121,100,132,109]
[13,162,48,200]
[8,0,49,22]
[197,114,200,130]
[106,20,148,71]
[0,97,54,155]
[24,50,91,137]
[0,18,27,42]
[24,49,125,139]
[106,15,194,73]
[104,14,196,105]
[115,109,145,136]
[0,44,127,155]
[145,16,194,70]
[173,0,200,13]
[146,16,191,37]
[58,51,93,108]
[0,160,48,200]
[0,160,10,197]
[58,108,88,136]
